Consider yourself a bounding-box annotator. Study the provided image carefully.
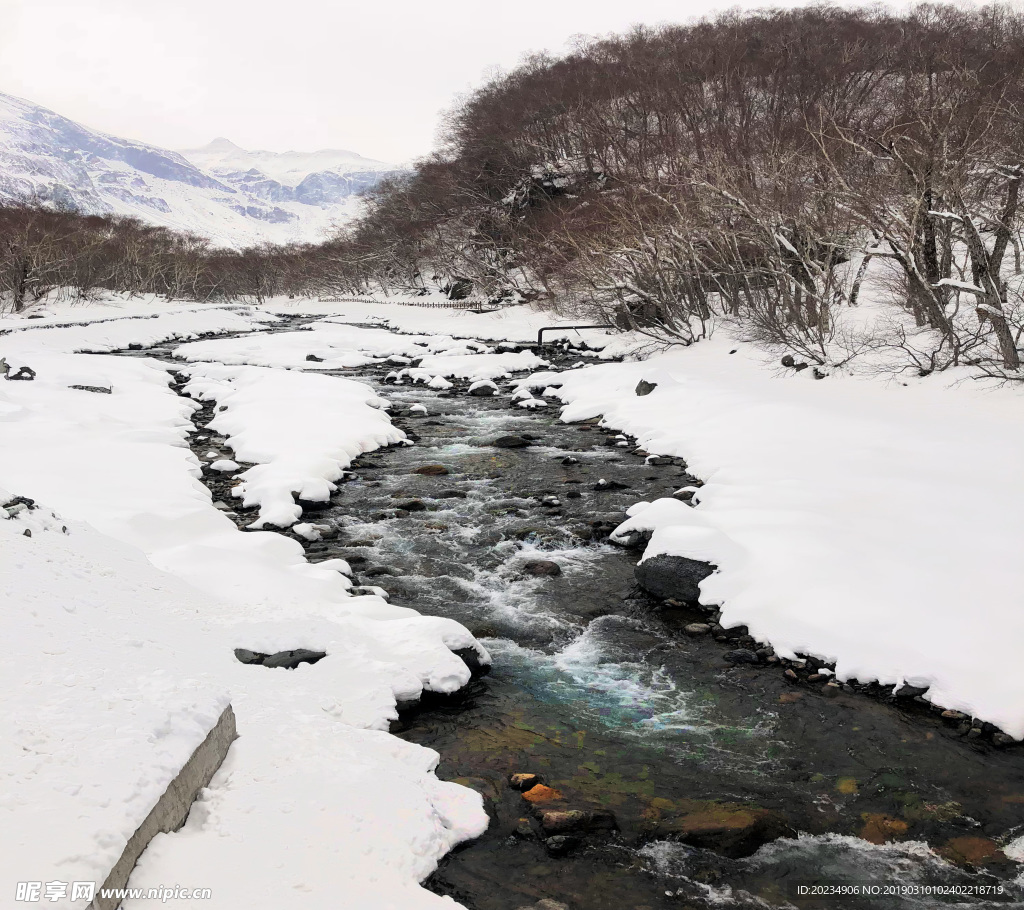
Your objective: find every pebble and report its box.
[685,623,711,636]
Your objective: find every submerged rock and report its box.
[414,464,450,476]
[661,805,793,858]
[634,553,715,604]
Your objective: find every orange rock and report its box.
[522,784,564,803]
[778,692,803,704]
[860,813,908,844]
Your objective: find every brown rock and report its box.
[778,692,803,705]
[860,813,909,845]
[662,805,793,858]
[415,465,450,476]
[538,809,617,834]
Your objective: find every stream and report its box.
[132,319,1024,909]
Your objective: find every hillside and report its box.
[0,92,396,247]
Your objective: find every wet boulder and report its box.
[522,559,562,577]
[492,435,531,448]
[662,805,793,858]
[414,464,450,476]
[635,554,715,604]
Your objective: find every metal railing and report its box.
[536,324,613,345]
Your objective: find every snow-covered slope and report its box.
[0,93,396,247]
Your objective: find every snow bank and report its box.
[0,340,490,907]
[183,362,405,528]
[0,500,229,902]
[0,305,267,359]
[542,334,1024,737]
[414,349,547,381]
[264,295,615,346]
[174,320,487,370]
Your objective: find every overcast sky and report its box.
[2,0,818,164]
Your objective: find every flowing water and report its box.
[131,322,1024,909]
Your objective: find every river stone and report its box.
[662,806,793,858]
[538,809,617,834]
[894,683,929,699]
[635,379,658,396]
[685,623,712,636]
[305,354,324,362]
[452,646,489,678]
[543,835,579,856]
[469,384,497,397]
[522,560,562,577]
[634,554,715,603]
[594,479,629,491]
[492,435,531,448]
[395,499,428,512]
[415,464,450,475]
[262,649,328,669]
[509,772,544,791]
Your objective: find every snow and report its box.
[531,332,1024,737]
[173,320,488,371]
[182,362,405,528]
[180,138,391,186]
[0,307,490,907]
[266,296,616,346]
[0,304,268,360]
[414,350,547,381]
[0,499,230,901]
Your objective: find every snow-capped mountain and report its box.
[0,92,396,247]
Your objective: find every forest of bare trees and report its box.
[4,4,1024,376]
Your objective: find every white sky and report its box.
[1,0,819,164]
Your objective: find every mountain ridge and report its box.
[0,91,396,247]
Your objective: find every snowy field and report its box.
[3,293,1024,907]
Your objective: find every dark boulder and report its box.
[635,553,715,603]
[522,560,562,577]
[492,435,531,448]
[235,648,327,669]
[635,379,658,396]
